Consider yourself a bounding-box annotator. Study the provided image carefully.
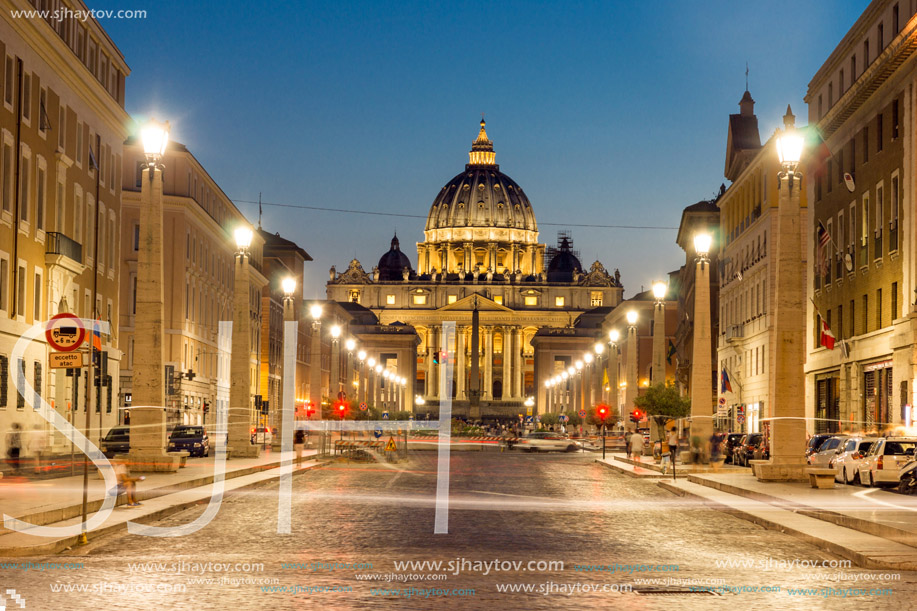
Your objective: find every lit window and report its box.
[447,295,457,304]
[555,296,565,307]
[591,291,603,307]
[413,294,427,305]
[386,294,395,305]
[493,295,503,305]
[524,296,537,306]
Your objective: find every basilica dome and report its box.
[424,120,537,235]
[377,234,413,281]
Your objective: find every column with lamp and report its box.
[651,280,668,449]
[345,338,356,401]
[272,276,297,451]
[690,232,714,458]
[374,363,383,408]
[625,310,639,432]
[357,350,367,405]
[593,342,605,408]
[758,109,808,480]
[584,352,594,412]
[608,329,620,424]
[329,325,342,402]
[125,120,178,479]
[545,380,553,413]
[561,370,570,412]
[308,304,322,418]
[366,357,376,408]
[228,225,260,458]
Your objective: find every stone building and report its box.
[326,120,623,418]
[804,0,917,434]
[1,3,129,453]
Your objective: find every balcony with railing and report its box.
[45,232,84,274]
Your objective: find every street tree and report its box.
[633,383,690,443]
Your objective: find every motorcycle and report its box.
[897,459,917,495]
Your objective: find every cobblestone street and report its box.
[4,451,914,609]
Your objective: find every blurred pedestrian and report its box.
[624,431,633,459]
[667,427,679,473]
[113,460,141,506]
[294,428,305,466]
[710,433,724,472]
[29,424,48,474]
[5,423,22,475]
[629,430,644,463]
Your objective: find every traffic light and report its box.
[596,404,609,421]
[630,409,643,423]
[335,400,348,419]
[432,351,439,365]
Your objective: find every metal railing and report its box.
[45,232,83,264]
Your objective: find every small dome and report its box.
[377,234,413,281]
[546,236,582,282]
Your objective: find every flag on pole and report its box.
[91,318,102,350]
[602,368,609,387]
[666,339,677,365]
[721,369,733,394]
[816,220,831,275]
[88,144,98,171]
[820,318,836,350]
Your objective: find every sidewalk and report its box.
[659,471,917,570]
[0,449,323,556]
[595,452,747,478]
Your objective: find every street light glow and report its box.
[626,310,638,325]
[575,360,583,371]
[594,342,605,355]
[234,226,254,251]
[281,276,296,297]
[652,281,667,301]
[375,364,383,374]
[562,371,569,380]
[141,119,170,162]
[330,324,342,339]
[345,338,356,351]
[609,329,620,343]
[310,304,323,320]
[567,366,576,376]
[367,357,376,367]
[776,130,804,170]
[693,232,712,256]
[357,350,367,361]
[584,353,593,364]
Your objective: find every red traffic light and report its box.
[630,409,643,423]
[596,404,609,419]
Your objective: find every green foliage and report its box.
[540,413,559,428]
[633,383,690,422]
[564,411,582,427]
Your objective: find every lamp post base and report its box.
[125,451,180,473]
[750,458,808,482]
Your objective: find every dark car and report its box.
[101,426,130,458]
[724,433,744,464]
[168,425,210,457]
[806,434,837,458]
[734,433,764,467]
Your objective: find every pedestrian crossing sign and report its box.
[384,436,397,452]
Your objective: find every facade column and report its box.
[514,328,524,399]
[424,329,433,397]
[652,301,666,386]
[625,325,638,432]
[464,242,473,271]
[502,327,512,400]
[483,327,493,400]
[609,343,620,421]
[309,320,322,417]
[417,244,425,274]
[456,327,466,399]
[690,252,713,450]
[358,358,366,405]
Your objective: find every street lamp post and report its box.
[584,352,594,413]
[272,277,297,452]
[652,281,667,386]
[330,325,342,401]
[229,225,260,458]
[374,363,383,408]
[309,304,322,418]
[126,119,179,476]
[690,232,714,459]
[625,310,638,432]
[357,350,367,405]
[608,329,620,424]
[593,342,604,407]
[758,109,808,481]
[345,338,356,401]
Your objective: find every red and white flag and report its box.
[820,318,836,350]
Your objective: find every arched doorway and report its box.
[493,380,503,400]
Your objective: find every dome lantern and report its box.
[468,118,497,167]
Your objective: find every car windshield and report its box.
[171,428,203,439]
[858,441,874,454]
[884,441,917,455]
[105,429,128,440]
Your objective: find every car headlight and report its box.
[194,443,201,447]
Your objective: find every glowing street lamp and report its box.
[141,119,170,165]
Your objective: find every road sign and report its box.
[559,414,568,423]
[45,313,85,352]
[359,402,368,411]
[736,414,746,424]
[49,352,85,369]
[338,391,347,401]
[524,416,534,424]
[382,411,389,420]
[578,410,586,418]
[384,436,397,451]
[718,397,726,405]
[373,426,383,439]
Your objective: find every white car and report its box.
[807,435,848,467]
[250,427,274,445]
[518,432,579,453]
[831,437,878,484]
[857,437,917,487]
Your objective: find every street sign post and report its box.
[382,411,389,420]
[385,436,397,452]
[45,313,85,352]
[578,409,586,418]
[373,426,383,439]
[359,402,368,411]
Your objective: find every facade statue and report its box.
[372,266,380,282]
[329,266,336,282]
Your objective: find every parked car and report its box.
[831,437,878,484]
[251,427,273,445]
[100,426,130,458]
[723,433,744,464]
[168,425,210,457]
[897,459,917,495]
[857,437,917,487]
[518,431,578,453]
[733,433,764,467]
[805,434,837,458]
[808,435,849,467]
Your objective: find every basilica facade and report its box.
[326,121,623,418]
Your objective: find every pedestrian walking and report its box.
[666,427,679,474]
[710,433,724,472]
[5,423,22,475]
[629,430,644,463]
[113,460,142,506]
[294,429,305,466]
[624,431,633,459]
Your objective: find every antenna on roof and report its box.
[745,61,749,90]
[258,192,263,230]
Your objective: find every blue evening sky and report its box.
[93,0,867,299]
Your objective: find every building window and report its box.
[849,299,855,338]
[493,295,503,305]
[33,271,41,321]
[892,282,898,321]
[2,141,12,213]
[21,73,31,122]
[386,294,395,305]
[18,152,29,224]
[555,296,565,307]
[878,22,884,49]
[412,294,427,305]
[447,295,457,304]
[892,99,899,139]
[524,295,537,306]
[33,361,41,410]
[58,105,65,149]
[864,39,870,67]
[863,127,869,163]
[36,164,45,231]
[0,258,7,312]
[75,122,83,166]
[860,194,869,266]
[893,3,899,34]
[591,291,603,307]
[0,355,7,408]
[16,358,24,409]
[890,173,899,251]
[17,264,25,317]
[3,56,12,106]
[876,288,883,329]
[875,185,883,258]
[877,113,883,152]
[132,222,139,251]
[348,290,360,303]
[862,294,868,334]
